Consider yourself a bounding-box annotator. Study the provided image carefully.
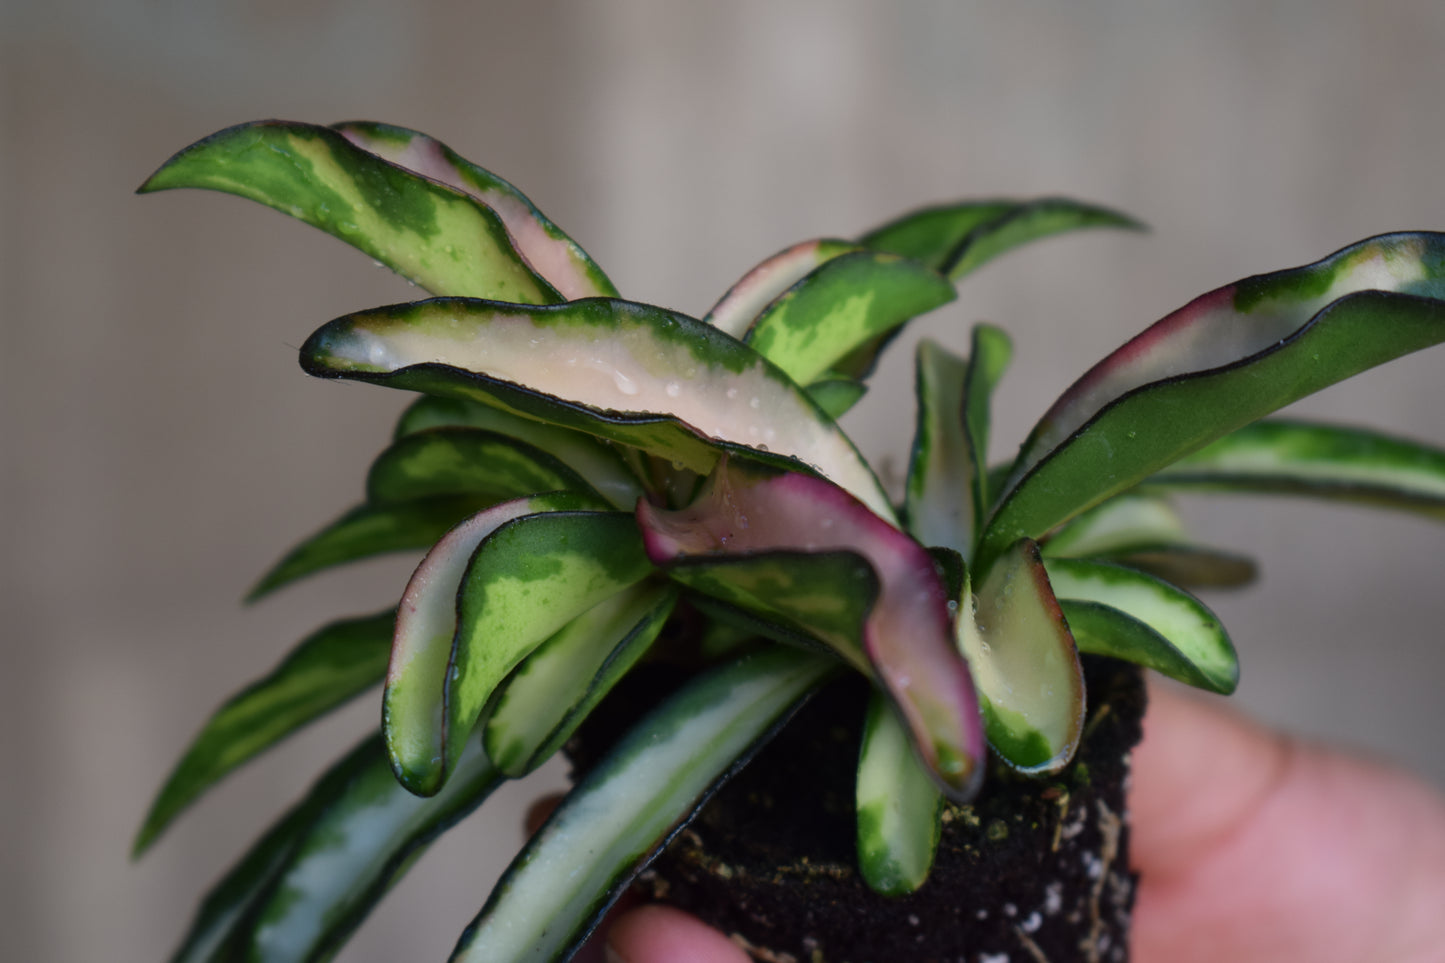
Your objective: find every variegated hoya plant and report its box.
[136,120,1445,963]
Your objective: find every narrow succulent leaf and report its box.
[1043,494,1187,559]
[984,241,1445,569]
[905,340,972,552]
[301,296,896,521]
[245,736,501,963]
[860,198,1142,278]
[963,325,1013,520]
[806,376,868,419]
[1146,418,1445,519]
[166,796,320,963]
[134,611,393,856]
[383,492,602,795]
[366,427,595,504]
[944,199,1144,279]
[742,251,956,386]
[1045,556,1238,693]
[959,540,1085,773]
[247,495,494,601]
[332,121,617,299]
[451,646,837,963]
[140,120,561,303]
[859,201,1016,270]
[484,582,678,777]
[1105,545,1258,589]
[856,690,943,896]
[705,238,857,339]
[637,460,986,800]
[905,328,1012,554]
[1044,496,1254,587]
[393,396,645,510]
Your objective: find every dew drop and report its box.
[749,396,762,409]
[665,381,682,398]
[614,370,640,395]
[726,387,739,400]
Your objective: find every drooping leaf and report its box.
[451,646,837,963]
[332,120,618,299]
[134,611,394,857]
[169,735,501,963]
[905,327,1012,554]
[705,238,857,339]
[1146,418,1445,519]
[742,251,956,386]
[1112,546,1257,589]
[483,582,677,777]
[365,427,595,504]
[1041,494,1256,587]
[983,234,1445,571]
[445,511,655,786]
[387,496,653,795]
[861,197,1142,279]
[244,737,500,963]
[1045,557,1238,694]
[247,495,494,601]
[140,120,561,303]
[392,395,645,509]
[302,296,896,521]
[166,796,321,963]
[638,459,986,800]
[958,539,1085,773]
[856,690,942,896]
[382,492,602,795]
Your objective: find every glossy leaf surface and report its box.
[452,647,836,963]
[861,197,1141,278]
[484,582,677,776]
[302,296,895,521]
[1147,418,1445,518]
[333,120,617,299]
[743,251,956,386]
[141,120,560,303]
[959,540,1085,772]
[705,238,856,339]
[856,690,942,896]
[984,238,1445,569]
[1045,557,1237,693]
[135,611,393,856]
[248,495,493,601]
[638,460,986,799]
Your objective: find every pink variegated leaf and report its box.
[332,121,617,300]
[636,459,986,800]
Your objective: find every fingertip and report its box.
[1130,679,1290,876]
[604,904,751,963]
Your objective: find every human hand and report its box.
[592,682,1445,963]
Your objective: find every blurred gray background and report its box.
[5,1,1445,960]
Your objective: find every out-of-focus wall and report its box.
[4,2,1445,960]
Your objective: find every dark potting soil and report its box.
[569,655,1145,963]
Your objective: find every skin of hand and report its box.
[592,681,1445,963]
